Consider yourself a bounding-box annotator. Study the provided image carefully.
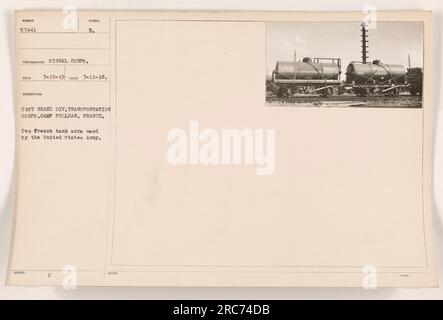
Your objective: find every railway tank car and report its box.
[271,57,342,97]
[345,60,407,97]
[268,23,422,99]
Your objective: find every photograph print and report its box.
[265,21,424,108]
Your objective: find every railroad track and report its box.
[266,95,421,103]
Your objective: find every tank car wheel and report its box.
[319,87,333,97]
[383,88,399,96]
[354,88,367,97]
[276,87,287,98]
[338,86,347,95]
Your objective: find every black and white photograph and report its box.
[1,1,442,303]
[266,21,424,108]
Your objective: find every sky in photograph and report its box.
[265,21,424,77]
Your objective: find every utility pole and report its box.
[361,23,369,64]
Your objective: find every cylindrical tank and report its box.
[274,60,340,80]
[346,61,406,84]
